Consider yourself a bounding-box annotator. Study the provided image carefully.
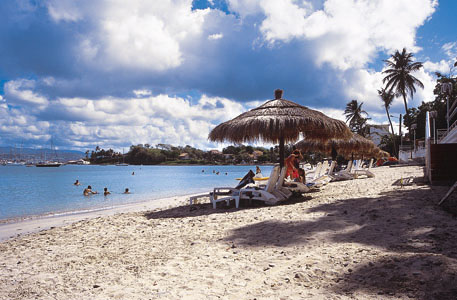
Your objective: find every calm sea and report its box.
[0,164,273,220]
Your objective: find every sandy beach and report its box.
[1,165,457,299]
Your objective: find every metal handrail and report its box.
[449,103,457,123]
[449,99,457,118]
[437,120,457,142]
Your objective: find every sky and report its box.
[0,0,456,151]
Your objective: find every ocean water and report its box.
[0,164,273,220]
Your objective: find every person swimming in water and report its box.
[83,185,98,196]
[123,188,130,194]
[103,187,111,196]
[74,179,80,186]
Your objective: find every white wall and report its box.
[399,147,426,163]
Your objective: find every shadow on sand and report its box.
[222,186,457,299]
[143,194,313,220]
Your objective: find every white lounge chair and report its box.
[305,162,322,181]
[210,170,256,208]
[331,160,355,181]
[354,158,375,178]
[281,164,310,193]
[311,161,335,186]
[239,165,290,205]
[300,161,334,188]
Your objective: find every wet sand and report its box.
[1,165,456,299]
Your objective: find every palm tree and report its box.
[378,88,397,156]
[382,48,424,129]
[344,100,369,136]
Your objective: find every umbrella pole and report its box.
[279,136,285,169]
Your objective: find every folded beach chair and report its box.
[210,170,255,208]
[239,165,291,205]
[354,158,375,178]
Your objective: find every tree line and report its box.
[87,144,280,165]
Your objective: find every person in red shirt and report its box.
[285,150,302,179]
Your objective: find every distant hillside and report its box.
[0,147,85,161]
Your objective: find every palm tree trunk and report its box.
[385,107,397,157]
[402,92,413,160]
[402,92,410,133]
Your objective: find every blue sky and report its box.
[0,0,456,151]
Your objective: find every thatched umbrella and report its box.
[293,139,331,155]
[295,133,376,159]
[208,89,352,168]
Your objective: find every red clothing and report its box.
[285,154,299,179]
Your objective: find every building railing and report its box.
[399,144,413,151]
[437,129,448,142]
[437,95,457,142]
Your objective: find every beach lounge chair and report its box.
[283,178,311,193]
[299,161,334,188]
[210,170,255,208]
[239,165,291,205]
[312,161,335,185]
[305,162,322,180]
[354,159,375,178]
[331,160,355,181]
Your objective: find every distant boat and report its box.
[5,161,24,166]
[36,161,62,167]
[36,139,62,167]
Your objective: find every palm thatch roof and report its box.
[294,139,331,154]
[295,133,376,158]
[208,89,352,145]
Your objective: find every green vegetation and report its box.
[88,144,280,165]
[382,48,424,130]
[344,100,370,136]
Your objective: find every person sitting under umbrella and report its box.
[285,150,302,179]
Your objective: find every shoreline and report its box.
[0,192,203,242]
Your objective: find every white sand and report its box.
[1,165,457,300]
[0,195,193,242]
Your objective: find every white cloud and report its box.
[208,33,223,40]
[1,0,452,150]
[227,0,263,17]
[46,0,83,22]
[0,103,50,144]
[409,68,436,105]
[4,79,49,107]
[133,89,152,97]
[335,64,436,117]
[442,42,457,59]
[0,85,249,150]
[76,0,210,71]
[228,0,437,70]
[423,60,453,75]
